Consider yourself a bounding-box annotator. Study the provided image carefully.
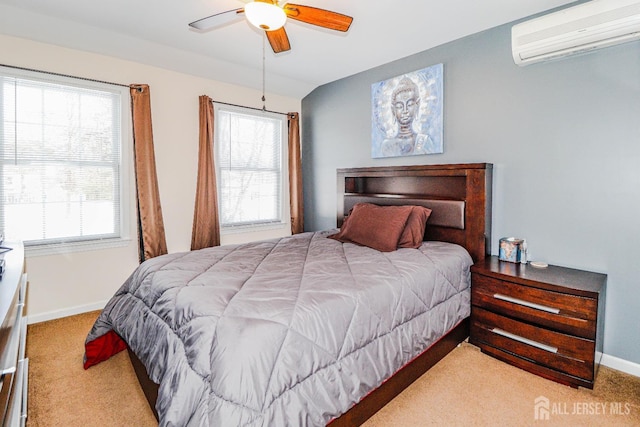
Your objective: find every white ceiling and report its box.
[0,0,577,98]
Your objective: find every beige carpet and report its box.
[26,311,156,427]
[26,311,639,426]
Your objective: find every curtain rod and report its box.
[0,63,130,88]
[211,99,291,117]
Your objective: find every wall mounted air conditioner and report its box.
[512,0,640,65]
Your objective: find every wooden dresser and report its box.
[469,256,606,389]
[0,242,28,426]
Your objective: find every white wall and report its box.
[0,34,301,322]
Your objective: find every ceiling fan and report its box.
[189,0,353,53]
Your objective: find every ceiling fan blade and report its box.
[189,8,244,31]
[283,4,353,32]
[266,27,291,53]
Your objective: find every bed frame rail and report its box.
[329,318,470,426]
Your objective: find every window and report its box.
[0,66,130,254]
[214,103,286,231]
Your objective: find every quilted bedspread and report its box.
[84,230,472,426]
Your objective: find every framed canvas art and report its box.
[371,63,443,158]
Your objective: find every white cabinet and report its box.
[0,243,28,427]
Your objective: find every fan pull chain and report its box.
[262,33,266,111]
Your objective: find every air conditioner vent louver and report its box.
[512,0,640,66]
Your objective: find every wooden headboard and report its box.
[336,163,493,262]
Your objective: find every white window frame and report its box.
[0,66,132,256]
[213,103,288,235]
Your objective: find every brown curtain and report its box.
[130,84,168,262]
[288,112,304,234]
[191,96,220,250]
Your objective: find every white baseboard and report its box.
[27,300,108,325]
[601,353,640,378]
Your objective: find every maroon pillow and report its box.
[397,206,432,249]
[328,203,413,252]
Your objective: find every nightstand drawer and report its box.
[471,307,595,381]
[472,273,597,339]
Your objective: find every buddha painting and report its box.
[371,64,443,158]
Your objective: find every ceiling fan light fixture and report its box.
[244,2,287,31]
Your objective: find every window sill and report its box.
[25,237,132,257]
[221,222,288,236]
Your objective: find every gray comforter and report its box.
[85,230,472,426]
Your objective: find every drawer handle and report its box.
[1,366,17,375]
[493,293,560,314]
[491,328,558,353]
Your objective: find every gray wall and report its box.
[301,23,640,364]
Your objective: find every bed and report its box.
[84,163,493,426]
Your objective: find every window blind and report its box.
[215,105,284,228]
[0,70,124,247]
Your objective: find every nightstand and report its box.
[469,256,606,389]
